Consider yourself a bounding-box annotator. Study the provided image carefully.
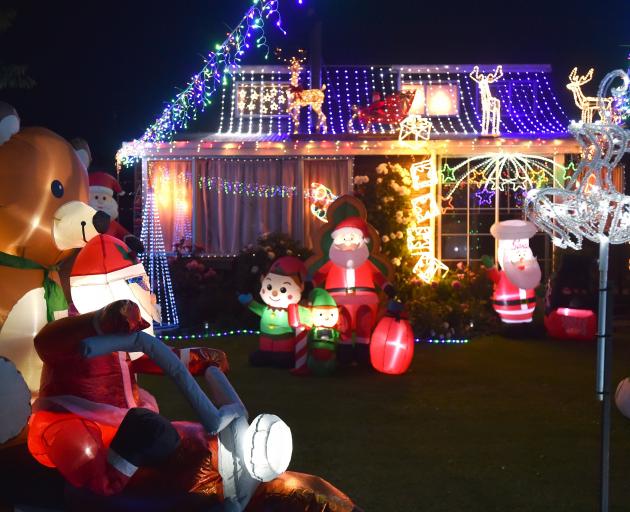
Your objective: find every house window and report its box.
[400,83,460,116]
[236,83,291,117]
[438,158,551,273]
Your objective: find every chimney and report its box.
[308,11,322,89]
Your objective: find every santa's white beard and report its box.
[329,243,369,269]
[502,258,542,290]
[92,200,119,221]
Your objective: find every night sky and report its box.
[2,0,628,170]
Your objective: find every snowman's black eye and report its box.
[266,284,272,291]
[280,287,287,293]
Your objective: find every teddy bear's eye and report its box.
[51,180,64,198]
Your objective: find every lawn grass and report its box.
[140,332,630,512]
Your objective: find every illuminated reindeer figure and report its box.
[287,56,327,134]
[566,67,613,124]
[470,65,503,136]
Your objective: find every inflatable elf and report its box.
[306,288,340,376]
[239,256,311,368]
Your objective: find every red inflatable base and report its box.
[544,308,597,341]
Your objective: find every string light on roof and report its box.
[116,0,296,168]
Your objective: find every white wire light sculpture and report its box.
[524,69,630,512]
[525,71,630,249]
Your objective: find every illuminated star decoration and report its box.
[441,164,457,183]
[474,187,494,206]
[116,0,294,168]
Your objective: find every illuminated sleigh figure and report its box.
[348,91,414,133]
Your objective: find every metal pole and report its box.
[595,237,611,512]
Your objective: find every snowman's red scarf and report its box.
[0,251,68,323]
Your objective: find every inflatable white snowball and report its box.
[0,357,31,443]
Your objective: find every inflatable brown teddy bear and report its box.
[0,102,103,391]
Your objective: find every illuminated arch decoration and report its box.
[406,159,448,282]
[440,153,569,207]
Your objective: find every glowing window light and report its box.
[433,75,458,133]
[402,83,426,115]
[426,84,458,116]
[426,73,449,133]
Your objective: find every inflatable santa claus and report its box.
[89,171,144,253]
[483,220,542,324]
[310,215,395,364]
[27,300,290,510]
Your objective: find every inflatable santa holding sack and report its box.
[27,300,288,509]
[89,171,144,253]
[482,220,542,324]
[23,300,358,511]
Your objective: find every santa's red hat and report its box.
[70,234,145,287]
[331,216,370,239]
[89,172,122,195]
[267,256,307,282]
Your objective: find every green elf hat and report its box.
[309,288,337,308]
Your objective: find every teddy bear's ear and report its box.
[0,102,20,145]
[71,137,91,169]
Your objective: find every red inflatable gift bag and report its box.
[370,305,414,375]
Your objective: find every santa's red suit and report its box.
[487,267,536,323]
[28,301,228,499]
[313,259,388,344]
